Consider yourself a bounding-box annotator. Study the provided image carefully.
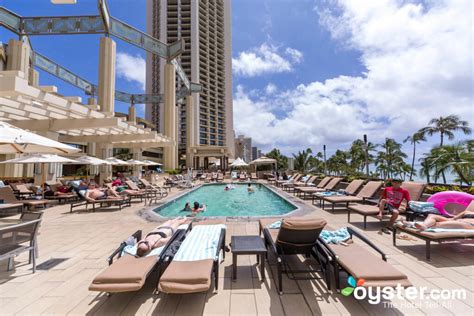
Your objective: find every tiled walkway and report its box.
[0,183,473,315]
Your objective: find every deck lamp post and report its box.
[323,144,327,175]
[363,134,369,178]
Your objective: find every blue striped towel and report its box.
[408,201,439,214]
[123,244,164,257]
[267,220,282,229]
[173,224,226,261]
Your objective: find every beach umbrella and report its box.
[104,157,129,165]
[142,159,162,166]
[126,159,147,165]
[0,154,79,198]
[0,121,80,154]
[67,155,111,179]
[230,157,249,168]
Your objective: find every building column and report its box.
[204,157,209,170]
[163,62,177,170]
[6,39,30,79]
[98,37,116,115]
[132,148,142,178]
[185,95,195,168]
[98,143,113,184]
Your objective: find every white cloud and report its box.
[235,0,473,156]
[232,43,303,77]
[265,83,277,94]
[116,52,146,91]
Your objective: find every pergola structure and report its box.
[0,0,203,170]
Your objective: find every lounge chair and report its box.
[393,201,474,260]
[139,178,169,199]
[69,189,131,213]
[347,182,426,229]
[44,183,78,204]
[294,176,332,198]
[312,179,365,206]
[124,180,149,203]
[0,187,50,210]
[322,180,383,212]
[259,217,330,294]
[318,227,411,290]
[89,224,191,293]
[306,177,343,199]
[251,172,258,180]
[158,221,226,294]
[0,214,42,273]
[282,175,316,192]
[275,174,301,187]
[10,183,35,199]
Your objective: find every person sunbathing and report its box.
[412,210,474,230]
[136,217,188,257]
[85,184,122,201]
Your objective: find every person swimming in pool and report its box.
[247,183,254,193]
[181,202,192,212]
[225,183,235,191]
[192,201,206,215]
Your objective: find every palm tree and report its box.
[292,148,313,172]
[403,131,426,181]
[419,115,471,146]
[419,115,471,183]
[266,148,288,171]
[375,138,407,179]
[424,143,473,185]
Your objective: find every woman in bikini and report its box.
[413,210,474,230]
[136,217,188,257]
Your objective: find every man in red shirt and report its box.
[378,179,411,234]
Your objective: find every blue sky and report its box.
[1,0,472,163]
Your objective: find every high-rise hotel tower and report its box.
[146,0,234,169]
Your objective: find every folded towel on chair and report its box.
[321,228,350,244]
[408,201,439,214]
[267,220,282,229]
[425,228,474,233]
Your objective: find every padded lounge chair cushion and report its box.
[344,180,365,195]
[349,204,379,215]
[330,243,409,284]
[395,224,474,240]
[281,217,327,230]
[324,196,363,203]
[89,255,157,292]
[158,259,214,294]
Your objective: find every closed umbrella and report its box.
[0,122,80,154]
[0,154,79,198]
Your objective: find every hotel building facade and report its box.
[146,0,234,169]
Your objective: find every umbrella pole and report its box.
[41,163,45,199]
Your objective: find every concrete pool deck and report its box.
[0,180,473,315]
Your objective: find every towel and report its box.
[123,244,165,257]
[320,228,350,244]
[425,228,474,233]
[266,220,282,229]
[173,224,225,261]
[408,201,439,214]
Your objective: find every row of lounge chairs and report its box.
[275,175,474,261]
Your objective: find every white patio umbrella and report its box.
[230,157,249,168]
[0,121,80,154]
[67,155,111,179]
[104,157,129,165]
[126,159,147,165]
[0,154,79,198]
[141,159,162,166]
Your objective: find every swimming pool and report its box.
[153,183,297,217]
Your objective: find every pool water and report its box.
[154,183,297,217]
